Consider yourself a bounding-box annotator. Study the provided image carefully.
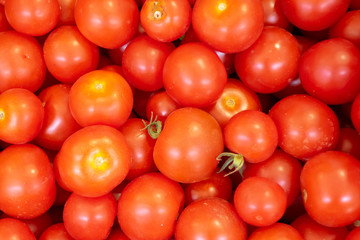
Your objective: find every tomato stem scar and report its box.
[216,152,244,177]
[141,111,162,139]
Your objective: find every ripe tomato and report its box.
[0,31,46,93]
[335,127,360,159]
[261,0,292,29]
[57,0,76,26]
[43,25,100,84]
[63,193,117,240]
[0,218,36,240]
[192,0,264,53]
[329,10,360,48]
[346,227,360,240]
[74,0,139,49]
[140,0,191,42]
[163,42,227,108]
[175,198,247,240]
[248,222,303,240]
[0,88,44,144]
[69,70,133,128]
[54,125,131,197]
[153,107,224,183]
[107,225,130,240]
[300,151,360,227]
[269,94,340,160]
[351,93,360,133]
[0,144,56,219]
[0,5,11,31]
[145,90,181,123]
[235,26,301,94]
[118,173,184,240]
[4,0,60,36]
[39,223,73,240]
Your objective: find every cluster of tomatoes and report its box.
[1,0,360,239]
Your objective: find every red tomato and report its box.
[0,218,36,240]
[54,125,131,197]
[140,0,191,42]
[122,35,175,91]
[261,0,292,29]
[291,213,349,240]
[335,127,360,159]
[63,193,117,240]
[153,107,224,183]
[0,5,11,31]
[300,38,360,105]
[35,84,81,151]
[39,223,74,240]
[74,0,139,49]
[269,94,340,160]
[4,0,60,36]
[329,10,360,48]
[175,198,247,240]
[17,212,53,239]
[350,0,360,9]
[224,110,278,163]
[351,92,360,133]
[248,223,303,240]
[204,78,262,128]
[0,144,56,219]
[69,70,133,128]
[145,90,181,123]
[0,88,44,144]
[235,26,301,94]
[0,31,46,93]
[300,151,360,227]
[107,225,130,240]
[346,227,360,240]
[280,0,350,31]
[57,0,76,26]
[192,0,264,53]
[163,42,227,108]
[118,173,184,240]
[43,25,99,84]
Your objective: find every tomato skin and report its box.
[163,43,227,108]
[0,5,11,31]
[43,25,100,84]
[329,10,360,48]
[0,88,44,144]
[0,218,36,240]
[280,0,350,31]
[350,0,360,9]
[0,144,56,219]
[57,0,76,26]
[54,125,131,197]
[39,223,74,240]
[235,26,301,94]
[153,107,224,183]
[175,198,247,240]
[224,110,278,163]
[261,0,292,29]
[346,227,360,240]
[335,127,360,159]
[118,172,184,240]
[0,31,46,93]
[192,0,264,53]
[107,225,130,240]
[74,0,139,49]
[69,70,133,128]
[248,222,303,240]
[269,94,340,160]
[300,151,360,227]
[63,193,117,240]
[351,93,360,133]
[5,0,60,36]
[299,38,360,105]
[146,91,181,123]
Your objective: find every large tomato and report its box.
[39,223,73,240]
[248,223,303,240]
[0,218,36,240]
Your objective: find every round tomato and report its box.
[57,0,76,26]
[335,127,360,159]
[346,227,360,240]
[0,5,11,31]
[145,90,181,123]
[351,93,360,133]
[248,223,303,240]
[261,0,292,29]
[39,223,73,240]
[329,10,360,48]
[0,218,36,240]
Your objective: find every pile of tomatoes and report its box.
[1,0,360,239]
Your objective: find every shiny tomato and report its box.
[335,127,360,159]
[351,93,360,133]
[0,218,36,240]
[153,108,224,183]
[329,10,360,48]
[0,88,44,144]
[145,90,181,123]
[54,125,131,197]
[346,227,360,240]
[57,0,76,26]
[248,223,303,240]
[192,0,264,53]
[118,172,184,240]
[39,223,73,240]
[261,0,292,29]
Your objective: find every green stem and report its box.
[216,152,245,177]
[141,112,162,139]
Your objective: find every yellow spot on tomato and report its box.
[0,109,4,120]
[90,152,110,171]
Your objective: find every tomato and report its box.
[346,227,360,240]
[4,0,60,36]
[57,0,76,26]
[248,222,303,240]
[118,172,184,240]
[243,149,302,206]
[300,151,360,227]
[35,84,81,151]
[0,5,11,31]
[54,125,131,197]
[350,0,360,9]
[291,213,349,240]
[69,70,133,128]
[280,0,350,31]
[224,110,278,163]
[261,0,292,30]
[74,0,139,49]
[0,31,46,93]
[107,225,130,240]
[351,92,360,133]
[0,88,44,144]
[335,127,360,159]
[192,0,264,53]
[145,90,181,123]
[163,43,227,108]
[175,198,247,240]
[122,35,175,91]
[0,218,36,240]
[63,193,117,240]
[43,25,100,84]
[299,38,360,105]
[204,78,262,128]
[39,223,74,240]
[133,89,158,119]
[0,144,56,219]
[140,0,191,42]
[329,10,360,48]
[235,26,300,94]
[153,107,224,183]
[269,94,340,160]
